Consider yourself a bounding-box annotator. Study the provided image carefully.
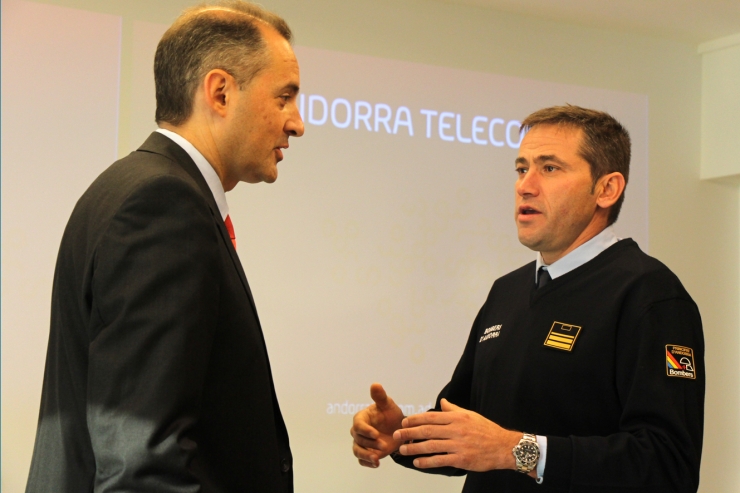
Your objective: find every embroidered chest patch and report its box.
[543,322,582,351]
[479,324,502,343]
[666,345,696,379]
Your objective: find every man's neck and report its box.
[540,215,609,265]
[159,121,231,190]
[155,128,230,220]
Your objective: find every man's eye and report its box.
[544,165,557,172]
[516,167,527,174]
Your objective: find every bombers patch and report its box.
[666,345,696,379]
[543,322,582,351]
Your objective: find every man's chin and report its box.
[264,161,279,183]
[517,232,543,252]
[262,169,278,184]
[243,166,278,184]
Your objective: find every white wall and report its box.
[3,0,739,492]
[700,33,740,181]
[1,2,122,492]
[697,31,740,492]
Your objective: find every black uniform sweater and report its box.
[395,239,704,493]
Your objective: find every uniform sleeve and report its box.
[545,295,705,493]
[86,175,221,492]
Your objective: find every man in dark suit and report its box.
[25,2,304,492]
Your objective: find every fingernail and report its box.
[399,445,407,455]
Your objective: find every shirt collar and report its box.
[535,226,620,283]
[156,128,229,220]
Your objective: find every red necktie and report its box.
[224,215,237,250]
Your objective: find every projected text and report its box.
[300,94,522,148]
[326,401,435,416]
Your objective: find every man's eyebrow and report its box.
[283,83,300,94]
[515,157,528,166]
[533,154,568,166]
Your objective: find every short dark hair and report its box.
[154,0,292,126]
[521,105,631,225]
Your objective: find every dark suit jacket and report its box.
[26,132,293,493]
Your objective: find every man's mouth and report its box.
[519,205,540,215]
[275,143,289,162]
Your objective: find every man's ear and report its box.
[595,172,626,210]
[201,69,235,118]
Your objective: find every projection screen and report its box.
[2,2,648,492]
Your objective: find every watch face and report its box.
[515,442,539,465]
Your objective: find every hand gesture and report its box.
[350,383,405,468]
[392,398,523,473]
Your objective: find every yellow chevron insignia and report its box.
[544,322,582,351]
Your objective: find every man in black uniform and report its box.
[351,105,704,493]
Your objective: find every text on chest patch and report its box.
[479,324,502,343]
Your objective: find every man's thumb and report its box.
[370,383,390,409]
[440,398,460,412]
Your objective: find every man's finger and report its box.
[399,438,453,457]
[352,442,380,465]
[369,383,390,409]
[413,453,458,469]
[393,423,455,442]
[351,419,379,440]
[439,398,461,412]
[352,432,384,451]
[358,458,379,468]
[401,410,452,429]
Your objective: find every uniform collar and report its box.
[535,226,620,283]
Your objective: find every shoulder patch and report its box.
[666,345,696,379]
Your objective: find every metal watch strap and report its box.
[513,433,540,474]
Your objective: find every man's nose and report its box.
[286,108,304,137]
[516,170,538,196]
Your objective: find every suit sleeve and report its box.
[86,174,221,492]
[545,295,705,493]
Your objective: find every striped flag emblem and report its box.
[544,322,582,351]
[666,350,682,370]
[665,345,696,379]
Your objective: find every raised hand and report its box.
[350,383,405,468]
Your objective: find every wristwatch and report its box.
[512,433,540,474]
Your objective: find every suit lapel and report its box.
[213,212,263,327]
[137,132,262,326]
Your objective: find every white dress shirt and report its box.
[156,128,229,220]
